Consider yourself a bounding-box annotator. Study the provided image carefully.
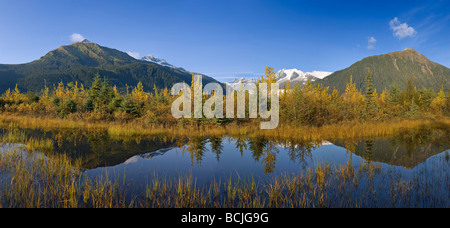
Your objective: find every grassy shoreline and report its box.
[1,113,449,141]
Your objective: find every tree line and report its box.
[1,67,449,127]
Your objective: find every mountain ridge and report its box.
[0,41,220,93]
[225,69,333,90]
[276,69,332,89]
[316,48,450,93]
[1,44,449,95]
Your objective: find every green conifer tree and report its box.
[362,70,377,120]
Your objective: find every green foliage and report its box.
[59,99,77,117]
[317,49,450,94]
[0,41,220,94]
[445,91,450,115]
[109,96,123,111]
[87,74,116,114]
[361,70,378,120]
[83,99,94,112]
[0,66,448,127]
[25,92,40,103]
[52,97,60,106]
[406,101,420,119]
[120,95,140,118]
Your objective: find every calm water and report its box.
[2,126,449,189]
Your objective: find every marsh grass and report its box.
[0,124,54,153]
[0,143,133,208]
[0,141,448,208]
[1,114,449,142]
[142,161,448,208]
[0,144,81,208]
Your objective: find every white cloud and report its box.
[127,51,140,59]
[70,33,86,42]
[367,36,377,50]
[389,17,417,39]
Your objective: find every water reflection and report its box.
[1,126,448,208]
[1,126,448,175]
[185,137,207,166]
[334,127,450,168]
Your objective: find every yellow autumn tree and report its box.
[341,75,365,120]
[430,87,446,115]
[260,65,277,84]
[132,81,148,104]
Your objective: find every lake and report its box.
[1,126,449,207]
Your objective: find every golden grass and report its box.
[0,126,54,152]
[1,114,449,142]
[0,144,129,208]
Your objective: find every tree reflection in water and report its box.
[184,137,207,166]
[209,136,223,162]
[2,125,448,175]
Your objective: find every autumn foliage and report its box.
[0,68,449,127]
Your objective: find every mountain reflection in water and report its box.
[1,127,448,186]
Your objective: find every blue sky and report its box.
[1,0,450,82]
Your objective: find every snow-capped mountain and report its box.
[140,54,220,83]
[140,55,186,72]
[306,71,334,80]
[228,78,258,84]
[141,55,173,68]
[225,77,258,91]
[276,69,332,89]
[226,69,333,90]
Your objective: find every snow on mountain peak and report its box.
[226,68,333,90]
[141,55,171,67]
[306,71,333,79]
[276,69,305,81]
[276,69,332,81]
[227,77,257,85]
[140,54,187,72]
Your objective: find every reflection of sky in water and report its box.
[84,140,449,188]
[2,134,448,206]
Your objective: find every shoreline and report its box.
[0,113,449,141]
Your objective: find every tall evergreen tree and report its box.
[88,73,102,110]
[362,70,377,120]
[120,95,140,118]
[99,77,114,107]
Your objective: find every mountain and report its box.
[316,48,450,93]
[225,69,332,90]
[333,135,449,169]
[225,78,258,92]
[0,40,220,93]
[276,69,332,89]
[140,55,186,72]
[139,54,214,84]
